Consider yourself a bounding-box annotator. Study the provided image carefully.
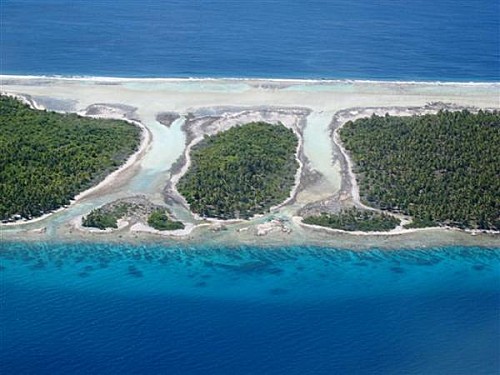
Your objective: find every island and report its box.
[0,77,498,249]
[0,95,141,222]
[337,110,500,230]
[177,122,299,219]
[78,196,184,231]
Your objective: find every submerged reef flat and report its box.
[1,76,499,249]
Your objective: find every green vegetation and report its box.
[403,217,438,229]
[0,96,141,221]
[82,203,131,230]
[303,208,399,232]
[147,210,185,231]
[339,110,500,230]
[82,210,119,230]
[82,200,184,231]
[177,122,299,219]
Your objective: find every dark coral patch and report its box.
[128,265,144,278]
[390,266,405,274]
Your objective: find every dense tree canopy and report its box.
[177,122,299,219]
[82,204,184,231]
[147,210,185,231]
[303,208,399,232]
[82,203,132,229]
[339,110,500,230]
[0,96,141,221]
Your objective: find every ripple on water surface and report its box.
[1,242,499,374]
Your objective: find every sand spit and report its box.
[73,104,151,201]
[1,76,498,248]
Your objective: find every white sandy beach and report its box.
[1,76,499,248]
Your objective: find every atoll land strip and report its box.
[1,76,498,249]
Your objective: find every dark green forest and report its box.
[177,122,299,219]
[82,203,132,229]
[0,96,141,221]
[82,204,184,231]
[303,208,399,232]
[339,110,500,230]
[147,209,185,231]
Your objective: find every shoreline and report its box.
[324,103,500,236]
[0,94,152,227]
[3,234,500,250]
[3,227,499,250]
[1,77,498,249]
[2,74,499,86]
[169,108,308,219]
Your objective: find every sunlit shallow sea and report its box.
[1,242,498,374]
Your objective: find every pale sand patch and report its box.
[130,222,199,237]
[2,76,498,115]
[256,219,292,236]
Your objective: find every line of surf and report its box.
[1,74,499,86]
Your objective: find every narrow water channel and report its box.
[302,111,341,192]
[127,116,186,202]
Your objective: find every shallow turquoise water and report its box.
[1,242,499,374]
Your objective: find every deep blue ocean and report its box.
[2,0,499,81]
[1,243,499,374]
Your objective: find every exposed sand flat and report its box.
[1,76,499,248]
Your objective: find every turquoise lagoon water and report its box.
[1,242,499,374]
